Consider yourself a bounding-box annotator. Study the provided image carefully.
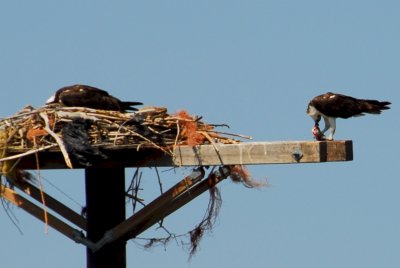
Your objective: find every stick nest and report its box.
[0,105,250,165]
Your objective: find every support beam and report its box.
[6,177,86,230]
[91,168,205,251]
[91,167,230,251]
[0,184,83,242]
[85,168,126,268]
[126,166,230,240]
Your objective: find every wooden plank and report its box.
[6,140,353,169]
[173,140,353,166]
[7,178,87,230]
[0,184,82,241]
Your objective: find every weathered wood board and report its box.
[5,140,352,169]
[173,140,352,166]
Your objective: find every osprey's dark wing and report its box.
[310,92,391,119]
[51,84,142,112]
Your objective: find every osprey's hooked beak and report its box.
[314,115,321,127]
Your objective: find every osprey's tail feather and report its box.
[119,101,143,111]
[360,99,391,114]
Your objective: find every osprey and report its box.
[46,84,143,112]
[307,92,391,140]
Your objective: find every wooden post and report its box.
[85,168,126,268]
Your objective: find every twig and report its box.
[173,119,181,151]
[0,107,47,121]
[155,167,163,194]
[34,148,49,234]
[39,112,73,168]
[198,131,220,152]
[0,196,24,235]
[0,144,57,162]
[127,168,145,213]
[123,127,172,155]
[206,130,252,140]
[125,193,145,206]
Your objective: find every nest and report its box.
[0,105,250,168]
[0,105,265,257]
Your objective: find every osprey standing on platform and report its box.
[46,84,143,112]
[307,92,391,140]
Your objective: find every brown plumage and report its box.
[307,92,391,140]
[308,92,390,118]
[46,84,142,112]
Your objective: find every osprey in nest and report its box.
[46,84,143,112]
[307,92,391,140]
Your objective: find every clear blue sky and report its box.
[1,1,399,267]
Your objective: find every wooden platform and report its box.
[5,140,353,170]
[1,139,353,268]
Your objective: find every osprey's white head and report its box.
[307,104,322,125]
[46,95,56,104]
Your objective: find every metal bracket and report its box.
[292,149,303,162]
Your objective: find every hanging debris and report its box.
[61,118,107,166]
